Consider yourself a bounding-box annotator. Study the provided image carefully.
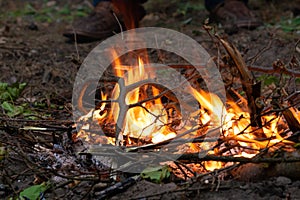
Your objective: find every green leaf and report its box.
[141,165,171,183]
[19,82,27,90]
[1,101,15,112]
[24,3,37,15]
[1,102,24,117]
[7,87,19,99]
[0,82,8,90]
[280,16,300,32]
[257,75,279,86]
[0,92,11,101]
[294,143,300,148]
[0,82,26,101]
[20,182,49,200]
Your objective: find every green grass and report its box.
[1,2,91,23]
[265,15,300,33]
[280,16,300,32]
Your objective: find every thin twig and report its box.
[247,65,300,77]
[178,153,300,163]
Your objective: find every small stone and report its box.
[30,49,38,54]
[275,176,291,186]
[28,49,38,57]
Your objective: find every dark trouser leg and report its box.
[205,0,248,12]
[93,0,147,7]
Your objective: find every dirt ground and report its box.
[0,0,300,199]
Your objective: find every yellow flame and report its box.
[76,49,298,173]
[109,54,176,143]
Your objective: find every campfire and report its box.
[74,33,299,175]
[2,1,300,199]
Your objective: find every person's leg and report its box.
[205,0,261,32]
[205,0,248,11]
[93,0,106,7]
[205,0,225,12]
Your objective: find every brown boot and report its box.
[63,1,145,42]
[211,0,262,33]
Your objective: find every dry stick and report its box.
[77,64,201,114]
[72,26,80,61]
[126,73,198,113]
[282,108,300,134]
[77,66,202,137]
[173,161,190,180]
[114,77,164,144]
[115,77,127,146]
[108,142,294,164]
[125,124,205,152]
[174,160,197,178]
[112,12,124,40]
[114,67,209,145]
[0,117,73,124]
[114,75,192,145]
[77,77,119,114]
[218,37,262,127]
[87,136,219,156]
[178,153,300,163]
[247,39,273,65]
[247,65,300,77]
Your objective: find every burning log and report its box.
[282,108,300,135]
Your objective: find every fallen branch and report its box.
[248,65,300,77]
[282,108,300,134]
[0,117,73,123]
[178,153,300,163]
[218,37,262,127]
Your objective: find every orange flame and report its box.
[76,50,298,172]
[189,88,295,170]
[108,54,176,143]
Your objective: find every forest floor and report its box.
[0,0,300,199]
